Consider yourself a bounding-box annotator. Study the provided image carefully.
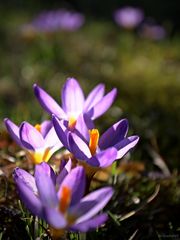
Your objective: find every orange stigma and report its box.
[89,129,99,155]
[68,116,76,129]
[34,124,41,133]
[59,186,71,214]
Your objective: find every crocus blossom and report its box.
[13,161,113,232]
[114,6,144,29]
[4,119,62,164]
[21,9,84,34]
[33,78,117,132]
[139,22,166,40]
[53,116,139,168]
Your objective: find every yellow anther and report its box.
[59,186,71,214]
[68,116,77,130]
[34,124,41,133]
[27,148,51,164]
[89,129,99,155]
[42,148,51,162]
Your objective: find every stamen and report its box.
[89,129,99,155]
[42,148,51,162]
[27,152,43,164]
[59,186,71,214]
[27,148,51,164]
[34,124,41,133]
[68,116,76,130]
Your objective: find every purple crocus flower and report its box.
[114,6,144,29]
[27,9,85,33]
[139,22,166,40]
[53,116,139,168]
[13,161,113,232]
[33,78,117,136]
[4,119,62,164]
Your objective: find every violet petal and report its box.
[68,133,91,160]
[88,88,117,120]
[4,118,22,147]
[33,84,66,119]
[52,115,70,150]
[88,147,117,167]
[61,78,85,118]
[99,119,129,149]
[115,135,139,159]
[35,163,58,207]
[44,207,67,229]
[70,187,113,223]
[19,122,45,150]
[13,167,38,194]
[83,83,105,111]
[56,159,72,187]
[40,120,52,138]
[44,126,63,148]
[58,166,85,206]
[71,213,108,232]
[13,168,43,218]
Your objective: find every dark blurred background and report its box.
[0,0,180,170]
[1,0,180,29]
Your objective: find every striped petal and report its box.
[83,83,105,111]
[70,187,113,223]
[33,84,66,119]
[99,119,129,149]
[20,122,45,150]
[44,126,63,149]
[44,207,67,229]
[87,88,117,120]
[4,118,22,147]
[40,120,52,138]
[56,159,72,187]
[71,213,108,232]
[88,147,117,167]
[115,136,139,159]
[68,133,91,160]
[13,168,43,218]
[35,163,58,207]
[61,78,85,118]
[58,166,85,206]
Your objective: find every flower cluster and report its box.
[14,161,113,232]
[21,9,84,34]
[5,78,139,235]
[113,6,166,40]
[114,6,144,29]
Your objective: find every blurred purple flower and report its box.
[13,161,113,232]
[53,116,139,168]
[4,119,62,164]
[139,22,166,40]
[25,9,85,33]
[114,6,144,29]
[34,78,117,138]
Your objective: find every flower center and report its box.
[68,116,77,130]
[59,186,71,214]
[27,148,51,164]
[34,124,41,132]
[89,129,99,155]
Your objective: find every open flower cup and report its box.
[52,115,139,179]
[4,119,62,164]
[13,161,114,235]
[34,78,117,138]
